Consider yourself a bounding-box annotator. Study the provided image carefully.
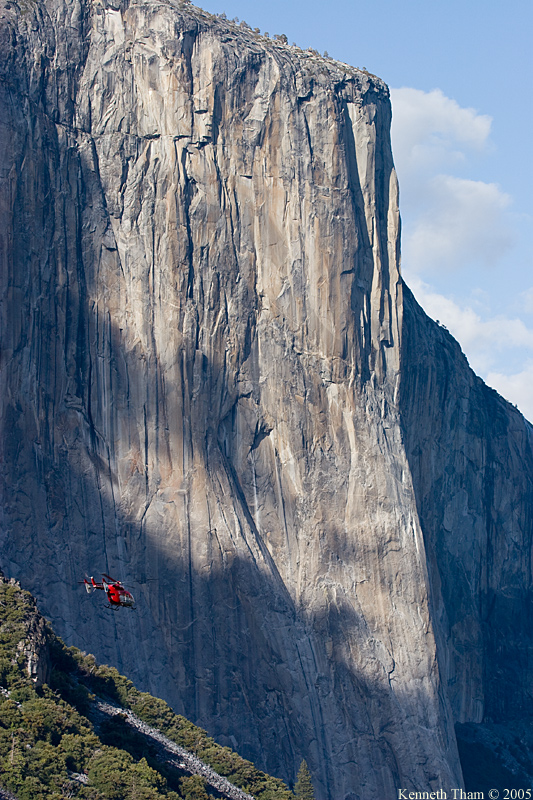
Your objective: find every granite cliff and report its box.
[0,1,532,798]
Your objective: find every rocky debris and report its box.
[0,1,531,798]
[0,787,18,800]
[67,771,90,786]
[92,699,256,800]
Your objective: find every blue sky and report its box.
[195,0,533,420]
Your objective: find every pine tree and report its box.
[294,759,315,800]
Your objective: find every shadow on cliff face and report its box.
[456,720,533,793]
[399,284,533,728]
[1,268,465,800]
[1,387,428,800]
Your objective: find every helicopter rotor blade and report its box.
[102,573,121,584]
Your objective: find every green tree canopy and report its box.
[294,760,315,800]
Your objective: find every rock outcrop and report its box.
[0,571,51,688]
[0,1,531,798]
[91,699,256,800]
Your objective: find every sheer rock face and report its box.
[400,290,533,726]
[0,1,531,798]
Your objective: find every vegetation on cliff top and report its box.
[0,575,300,800]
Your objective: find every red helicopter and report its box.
[81,574,136,610]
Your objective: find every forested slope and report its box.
[0,572,295,800]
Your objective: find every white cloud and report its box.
[409,277,533,419]
[402,175,514,274]
[521,287,533,314]
[485,364,533,423]
[390,87,492,177]
[390,86,532,420]
[409,278,533,374]
[390,87,515,276]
